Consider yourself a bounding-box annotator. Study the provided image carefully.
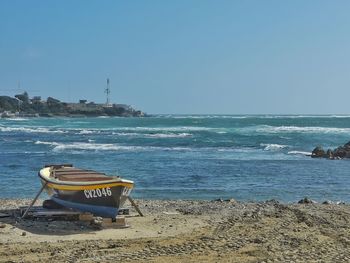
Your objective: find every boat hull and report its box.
[51,196,120,218]
[44,184,131,218]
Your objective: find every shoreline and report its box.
[1,199,350,262]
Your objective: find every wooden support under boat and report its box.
[21,182,48,219]
[127,196,144,217]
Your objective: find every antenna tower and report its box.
[105,78,111,106]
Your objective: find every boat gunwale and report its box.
[38,167,134,187]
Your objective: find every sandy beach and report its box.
[0,199,349,262]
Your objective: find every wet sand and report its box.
[0,198,350,262]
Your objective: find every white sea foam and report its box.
[35,140,123,150]
[53,142,124,151]
[35,141,60,146]
[217,147,256,152]
[112,132,140,136]
[60,126,216,133]
[5,118,28,121]
[112,132,192,138]
[256,125,350,134]
[251,115,350,119]
[329,115,350,118]
[159,114,350,119]
[78,129,98,134]
[261,143,288,151]
[288,151,312,156]
[145,133,191,138]
[36,141,194,152]
[114,126,217,132]
[0,126,66,134]
[166,115,249,119]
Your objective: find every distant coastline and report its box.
[0,92,146,117]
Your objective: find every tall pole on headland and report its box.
[105,78,111,106]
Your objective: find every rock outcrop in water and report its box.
[0,92,146,117]
[312,141,350,159]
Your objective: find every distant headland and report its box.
[0,92,146,118]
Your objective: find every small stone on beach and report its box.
[298,197,317,204]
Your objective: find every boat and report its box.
[38,164,134,218]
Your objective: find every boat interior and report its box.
[47,164,115,182]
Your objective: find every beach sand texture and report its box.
[0,199,350,262]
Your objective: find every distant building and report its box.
[103,104,113,108]
[79,100,87,104]
[87,102,96,107]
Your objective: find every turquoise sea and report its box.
[0,115,349,202]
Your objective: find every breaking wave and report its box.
[0,126,66,134]
[0,124,223,135]
[35,141,60,146]
[261,143,288,151]
[4,118,29,121]
[167,115,249,119]
[34,141,193,152]
[256,125,350,134]
[112,132,192,138]
[143,132,191,138]
[113,126,218,132]
[78,129,99,135]
[54,142,127,151]
[288,151,312,156]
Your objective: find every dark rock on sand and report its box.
[298,197,317,204]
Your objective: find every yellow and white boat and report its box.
[38,164,134,218]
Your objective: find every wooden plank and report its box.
[79,213,94,221]
[101,216,128,228]
[32,210,82,216]
[55,171,103,174]
[54,169,99,173]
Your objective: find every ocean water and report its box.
[0,115,350,202]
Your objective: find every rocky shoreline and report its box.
[311,141,350,159]
[0,198,349,262]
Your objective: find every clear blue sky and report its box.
[1,0,350,114]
